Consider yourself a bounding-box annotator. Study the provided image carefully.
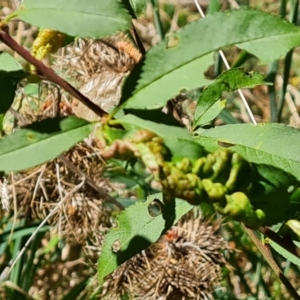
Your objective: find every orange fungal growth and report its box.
[116,40,142,63]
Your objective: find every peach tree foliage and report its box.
[1,0,300,290]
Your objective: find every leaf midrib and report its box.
[0,123,92,157]
[19,7,127,21]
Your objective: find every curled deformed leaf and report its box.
[117,114,206,160]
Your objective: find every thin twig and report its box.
[131,24,146,57]
[56,163,65,200]
[9,167,44,186]
[288,84,300,107]
[59,155,124,211]
[9,172,18,244]
[55,162,63,243]
[30,164,47,206]
[286,90,300,127]
[0,25,107,119]
[277,76,300,126]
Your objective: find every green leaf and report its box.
[0,114,5,133]
[123,9,300,110]
[219,109,242,124]
[129,0,147,16]
[276,218,300,245]
[17,0,131,38]
[0,52,24,72]
[0,53,26,115]
[195,123,300,181]
[193,69,271,127]
[118,114,206,160]
[24,83,39,96]
[0,223,50,241]
[268,239,300,267]
[195,99,226,127]
[98,193,193,282]
[0,72,23,114]
[249,164,299,225]
[0,116,93,171]
[123,53,213,110]
[116,198,137,208]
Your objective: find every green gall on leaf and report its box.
[216,192,266,228]
[166,34,180,49]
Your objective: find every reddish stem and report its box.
[0,25,107,118]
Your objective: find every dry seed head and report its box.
[102,212,227,300]
[49,193,110,244]
[0,177,9,211]
[54,34,140,120]
[29,257,89,299]
[55,35,137,79]
[13,142,112,244]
